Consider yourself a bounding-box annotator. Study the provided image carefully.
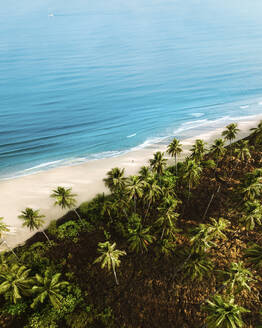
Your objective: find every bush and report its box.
[57,221,81,241]
[3,301,28,316]
[47,220,58,237]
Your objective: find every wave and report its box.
[23,160,65,172]
[1,111,262,181]
[190,112,204,117]
[240,105,249,109]
[127,133,137,138]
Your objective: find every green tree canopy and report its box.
[94,241,126,285]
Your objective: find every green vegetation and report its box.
[0,121,262,327]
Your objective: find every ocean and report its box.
[1,0,262,179]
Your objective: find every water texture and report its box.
[1,0,262,178]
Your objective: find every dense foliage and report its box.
[0,122,262,327]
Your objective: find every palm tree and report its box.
[239,169,262,200]
[154,238,175,258]
[51,186,83,224]
[203,295,249,328]
[207,217,230,241]
[128,227,155,254]
[190,224,215,254]
[155,198,180,240]
[222,123,240,153]
[182,248,214,282]
[125,175,145,212]
[0,217,9,239]
[167,138,182,174]
[183,159,202,198]
[218,261,253,294]
[210,138,226,166]
[0,264,33,303]
[19,208,51,244]
[250,120,262,144]
[149,152,167,175]
[139,166,151,181]
[31,270,69,309]
[144,176,162,216]
[190,139,207,162]
[240,178,262,201]
[240,200,262,231]
[190,218,229,254]
[103,167,126,194]
[233,140,252,166]
[244,244,262,268]
[94,241,126,285]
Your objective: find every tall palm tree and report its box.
[0,264,33,303]
[155,197,180,240]
[149,152,167,175]
[0,217,9,239]
[31,270,69,309]
[183,159,202,197]
[103,168,126,193]
[128,227,155,254]
[139,166,151,181]
[94,241,126,285]
[210,138,226,166]
[250,120,262,144]
[203,295,249,328]
[144,176,162,216]
[19,208,51,244]
[244,244,262,268]
[222,123,240,151]
[240,200,262,231]
[125,175,145,212]
[218,261,253,293]
[167,138,182,174]
[190,139,207,162]
[234,140,252,163]
[51,186,83,224]
[159,170,177,199]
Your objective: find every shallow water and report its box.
[1,0,262,178]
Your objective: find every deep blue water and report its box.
[1,0,262,179]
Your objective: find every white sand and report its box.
[0,115,261,249]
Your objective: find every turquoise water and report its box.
[1,0,262,179]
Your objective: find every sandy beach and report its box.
[0,115,261,250]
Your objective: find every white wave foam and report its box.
[127,133,136,138]
[240,105,249,109]
[190,112,204,117]
[130,136,169,152]
[23,160,64,172]
[258,101,262,105]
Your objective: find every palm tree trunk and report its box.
[161,227,165,240]
[1,240,19,261]
[202,185,221,220]
[145,199,152,217]
[187,183,191,202]
[74,209,84,224]
[42,230,51,245]
[175,154,177,175]
[112,263,119,285]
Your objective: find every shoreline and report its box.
[0,114,262,249]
